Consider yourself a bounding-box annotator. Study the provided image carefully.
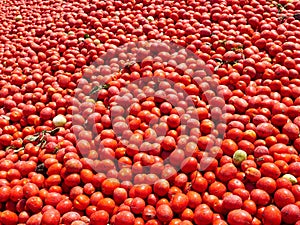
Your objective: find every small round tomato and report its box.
[26,196,43,213]
[242,199,257,216]
[101,178,120,196]
[130,197,146,215]
[56,199,73,215]
[194,204,213,225]
[156,204,174,223]
[114,211,135,225]
[0,186,11,202]
[73,194,90,211]
[170,193,189,214]
[97,198,115,215]
[208,182,227,198]
[217,163,237,182]
[222,194,243,211]
[90,210,109,225]
[41,209,60,225]
[227,209,252,225]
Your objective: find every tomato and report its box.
[26,196,43,213]
[170,193,189,213]
[0,186,11,202]
[260,163,281,179]
[153,179,170,197]
[221,139,238,156]
[156,204,173,223]
[227,209,252,225]
[222,194,243,211]
[26,213,43,225]
[10,185,23,202]
[217,163,238,182]
[1,210,18,225]
[97,198,115,215]
[194,204,213,225]
[89,210,109,225]
[56,199,73,215]
[101,178,120,196]
[281,204,300,224]
[191,175,208,193]
[274,188,295,208]
[250,189,270,206]
[256,177,277,194]
[242,199,257,216]
[262,205,281,225]
[41,209,60,225]
[61,212,81,225]
[114,211,135,225]
[73,194,90,211]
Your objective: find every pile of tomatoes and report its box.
[0,0,300,224]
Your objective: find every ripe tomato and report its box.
[227,209,252,225]
[1,210,18,225]
[170,193,189,213]
[156,204,173,223]
[274,188,295,208]
[262,205,281,225]
[194,204,213,225]
[41,209,60,225]
[90,210,109,225]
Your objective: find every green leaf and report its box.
[124,61,136,68]
[1,115,10,120]
[53,146,60,154]
[5,145,15,151]
[47,127,60,136]
[89,84,110,95]
[37,139,47,149]
[89,85,101,95]
[214,58,223,63]
[25,135,40,142]
[14,147,24,153]
[84,34,90,39]
[102,84,110,90]
[214,64,221,72]
[35,163,46,173]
